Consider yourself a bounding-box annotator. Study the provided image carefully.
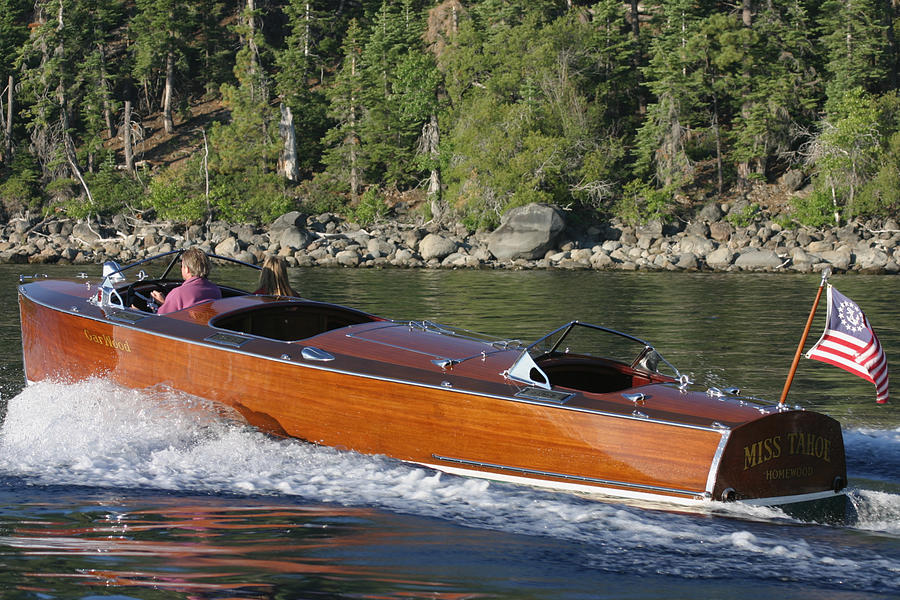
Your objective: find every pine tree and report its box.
[818,0,889,105]
[18,0,94,201]
[357,0,427,188]
[130,0,197,133]
[206,0,286,223]
[634,0,709,188]
[275,0,331,176]
[805,87,882,225]
[0,0,30,164]
[731,0,819,183]
[322,18,366,198]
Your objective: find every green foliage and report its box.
[298,174,350,216]
[791,190,835,228]
[66,156,144,218]
[818,0,889,103]
[345,187,389,226]
[614,180,675,225]
[0,147,42,215]
[5,0,900,230]
[726,202,761,228]
[807,87,881,221]
[144,159,208,221]
[145,158,293,224]
[209,171,294,224]
[856,131,900,217]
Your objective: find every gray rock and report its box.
[402,227,425,250]
[806,240,833,253]
[487,203,566,261]
[679,235,715,257]
[699,203,724,222]
[270,211,306,233]
[215,237,240,257]
[734,248,784,270]
[419,233,458,261]
[778,169,805,192]
[818,249,852,271]
[570,248,592,264]
[336,249,361,267]
[72,220,103,243]
[392,248,415,265]
[591,252,614,269]
[636,219,663,238]
[854,247,889,271]
[280,226,316,250]
[708,221,733,242]
[674,252,699,270]
[685,221,710,238]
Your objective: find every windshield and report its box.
[103,251,260,284]
[528,321,682,379]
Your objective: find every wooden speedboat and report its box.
[17,251,847,513]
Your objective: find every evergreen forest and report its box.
[1,0,899,230]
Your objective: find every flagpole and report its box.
[779,268,831,405]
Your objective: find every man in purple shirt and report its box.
[151,248,221,314]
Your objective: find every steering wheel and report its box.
[131,282,168,312]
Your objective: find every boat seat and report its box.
[214,303,377,342]
[537,357,637,394]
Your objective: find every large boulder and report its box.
[269,211,306,233]
[678,235,715,257]
[706,247,734,268]
[214,236,241,257]
[487,203,566,261]
[734,248,784,270]
[419,233,458,261]
[855,247,890,271]
[280,226,316,250]
[72,220,104,243]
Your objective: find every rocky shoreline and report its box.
[2,203,898,274]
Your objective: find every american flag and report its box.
[806,285,889,404]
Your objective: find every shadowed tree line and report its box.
[0,0,898,230]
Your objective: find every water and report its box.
[1,265,897,599]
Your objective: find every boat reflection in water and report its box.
[2,497,488,598]
[17,250,848,518]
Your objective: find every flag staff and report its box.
[779,267,831,405]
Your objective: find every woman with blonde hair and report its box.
[255,255,298,297]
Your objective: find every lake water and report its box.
[0,265,897,599]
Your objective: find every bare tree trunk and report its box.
[735,0,754,185]
[349,54,360,199]
[55,1,93,205]
[629,0,645,114]
[884,0,898,89]
[304,2,311,57]
[201,127,211,230]
[99,45,115,138]
[123,100,135,174]
[162,50,175,134]
[421,113,443,220]
[278,102,300,181]
[712,95,723,196]
[3,75,13,162]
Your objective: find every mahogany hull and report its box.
[17,280,847,507]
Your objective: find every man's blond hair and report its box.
[182,248,210,279]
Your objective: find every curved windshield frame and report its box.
[103,250,260,284]
[527,321,683,380]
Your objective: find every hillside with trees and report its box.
[1,0,898,231]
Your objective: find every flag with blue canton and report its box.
[806,285,889,404]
